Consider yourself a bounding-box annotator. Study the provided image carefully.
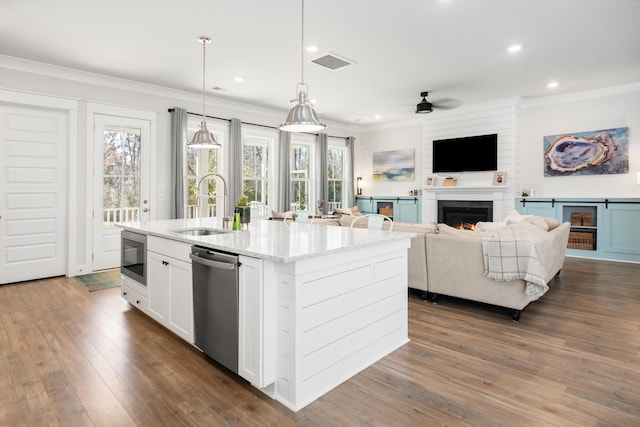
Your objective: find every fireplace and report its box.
[438,200,493,229]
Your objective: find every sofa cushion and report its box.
[271,210,293,219]
[438,223,485,238]
[334,205,363,216]
[474,221,505,234]
[392,222,437,234]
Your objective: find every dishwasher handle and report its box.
[189,253,237,270]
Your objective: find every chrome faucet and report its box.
[196,173,228,217]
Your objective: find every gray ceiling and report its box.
[1,0,639,127]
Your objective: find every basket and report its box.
[571,211,592,226]
[378,207,393,217]
[568,230,595,250]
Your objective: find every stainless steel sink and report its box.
[172,227,229,236]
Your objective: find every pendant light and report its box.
[187,36,221,149]
[279,0,326,132]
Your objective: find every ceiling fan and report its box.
[415,91,461,114]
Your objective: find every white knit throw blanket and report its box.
[482,222,553,301]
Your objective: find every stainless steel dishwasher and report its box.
[190,246,239,373]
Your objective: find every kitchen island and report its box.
[118,217,413,411]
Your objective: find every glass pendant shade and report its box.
[280,86,326,132]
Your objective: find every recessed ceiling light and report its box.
[310,98,318,104]
[507,44,522,53]
[233,77,244,83]
[374,114,381,120]
[547,81,559,88]
[306,45,318,53]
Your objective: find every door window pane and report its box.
[102,126,141,225]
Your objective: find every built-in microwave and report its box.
[121,230,146,286]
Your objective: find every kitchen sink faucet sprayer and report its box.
[196,173,228,218]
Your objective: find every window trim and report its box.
[290,134,316,211]
[241,126,276,217]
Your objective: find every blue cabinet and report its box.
[355,196,422,224]
[355,197,374,215]
[516,198,640,262]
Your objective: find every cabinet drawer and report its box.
[121,285,147,311]
[148,236,192,262]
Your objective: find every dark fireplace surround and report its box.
[438,200,493,229]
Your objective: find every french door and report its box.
[0,104,67,284]
[92,115,150,271]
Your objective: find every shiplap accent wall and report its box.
[422,99,520,222]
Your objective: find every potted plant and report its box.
[236,195,250,228]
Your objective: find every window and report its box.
[327,145,346,212]
[242,129,275,217]
[327,138,349,211]
[185,119,226,218]
[290,135,315,211]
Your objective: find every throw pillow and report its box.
[524,215,550,231]
[543,217,560,230]
[504,209,532,224]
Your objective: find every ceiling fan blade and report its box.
[432,98,463,110]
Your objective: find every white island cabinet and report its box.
[117,218,413,412]
[238,255,275,389]
[147,236,194,343]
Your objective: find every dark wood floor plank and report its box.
[0,256,639,426]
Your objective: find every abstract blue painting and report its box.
[372,149,415,181]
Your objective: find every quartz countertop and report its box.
[117,218,414,263]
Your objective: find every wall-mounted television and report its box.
[432,133,498,173]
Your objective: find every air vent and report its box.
[310,52,354,71]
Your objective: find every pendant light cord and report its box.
[202,38,206,124]
[300,0,305,86]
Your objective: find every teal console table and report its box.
[516,198,640,263]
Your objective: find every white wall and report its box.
[356,120,423,197]
[0,57,358,275]
[357,85,640,215]
[520,87,640,198]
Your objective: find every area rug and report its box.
[75,269,120,292]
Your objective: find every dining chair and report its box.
[283,210,314,224]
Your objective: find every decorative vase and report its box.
[237,206,250,227]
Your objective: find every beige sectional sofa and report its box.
[425,221,570,320]
[289,211,570,320]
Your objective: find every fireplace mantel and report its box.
[422,186,511,223]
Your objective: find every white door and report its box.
[92,115,150,271]
[0,104,67,284]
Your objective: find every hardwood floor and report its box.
[1,257,638,426]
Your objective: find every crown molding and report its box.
[521,82,640,108]
[0,54,353,129]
